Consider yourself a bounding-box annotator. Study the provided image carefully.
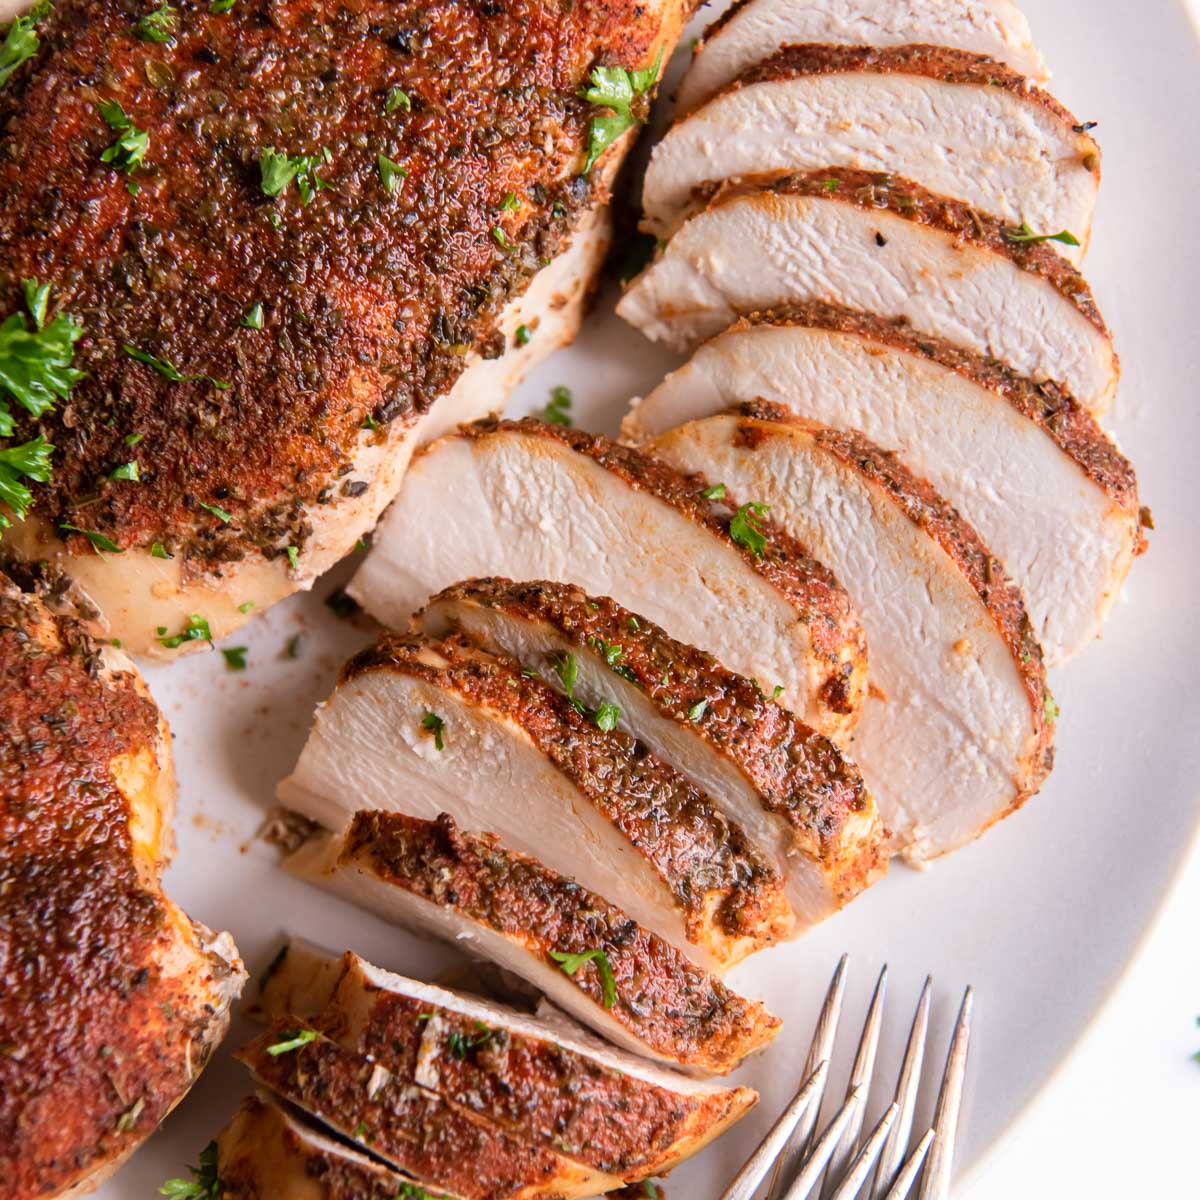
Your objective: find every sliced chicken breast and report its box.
[624,306,1146,663]
[287,812,782,1074]
[238,1020,611,1200]
[351,417,868,740]
[280,632,792,970]
[676,0,1047,113]
[652,407,1056,862]
[645,44,1098,259]
[617,169,1118,414]
[216,1092,441,1200]
[418,579,885,925]
[255,944,758,1180]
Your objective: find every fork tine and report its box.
[780,1084,864,1200]
[883,1129,934,1200]
[916,987,973,1200]
[766,955,848,1199]
[871,977,931,1200]
[718,1060,830,1200]
[825,1100,898,1200]
[821,964,888,1198]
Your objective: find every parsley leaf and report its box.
[150,541,171,559]
[285,544,299,569]
[543,384,572,426]
[491,225,515,251]
[701,482,726,500]
[377,153,406,193]
[593,700,620,732]
[265,1028,319,1056]
[259,146,331,205]
[421,710,445,751]
[384,86,411,113]
[0,0,51,88]
[730,501,770,557]
[499,191,520,212]
[514,323,531,346]
[209,0,236,11]
[0,435,53,527]
[158,1140,220,1198]
[21,279,49,329]
[687,698,708,722]
[198,500,231,523]
[221,646,247,671]
[552,651,580,704]
[580,45,663,175]
[549,948,617,1008]
[240,302,264,329]
[123,343,229,388]
[134,3,176,43]
[98,99,148,173]
[447,1022,492,1059]
[156,613,212,649]
[0,286,83,427]
[110,460,140,481]
[1044,694,1060,722]
[1003,222,1081,247]
[60,523,122,554]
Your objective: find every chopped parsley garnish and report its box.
[21,279,48,328]
[821,178,840,191]
[156,613,212,649]
[150,541,171,559]
[237,600,254,613]
[209,0,236,12]
[0,435,53,530]
[259,146,332,205]
[240,302,264,329]
[0,0,51,89]
[325,587,359,618]
[285,545,299,569]
[377,154,407,193]
[580,45,663,174]
[730,501,770,557]
[1044,694,1060,722]
[384,86,411,113]
[447,1021,492,1059]
[499,191,520,212]
[701,482,726,500]
[491,225,515,251]
[588,636,637,681]
[265,1028,319,1056]
[514,324,531,347]
[552,651,580,702]
[542,384,572,426]
[158,1140,220,1198]
[98,99,148,173]
[397,1186,437,1200]
[60,524,121,554]
[549,948,616,1009]
[687,698,708,722]
[110,461,140,481]
[198,500,231,523]
[221,646,247,671]
[125,431,145,447]
[134,3,176,43]
[593,700,620,732]
[123,343,230,388]
[420,710,445,751]
[1003,222,1081,247]
[770,684,784,700]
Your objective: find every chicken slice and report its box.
[279,632,792,969]
[676,0,1047,113]
[238,1020,611,1200]
[0,578,245,1200]
[286,811,782,1074]
[623,305,1146,664]
[351,417,868,740]
[617,168,1118,414]
[0,0,688,655]
[216,1092,448,1200]
[645,44,1098,258]
[417,579,885,926]
[651,407,1055,862]
[255,943,758,1180]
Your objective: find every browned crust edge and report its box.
[454,416,869,726]
[341,631,791,957]
[341,810,782,1074]
[734,402,1056,806]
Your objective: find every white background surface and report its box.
[28,0,1192,1194]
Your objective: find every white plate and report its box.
[75,0,1200,1194]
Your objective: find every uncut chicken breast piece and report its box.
[675,0,1047,113]
[0,0,690,657]
[0,577,245,1200]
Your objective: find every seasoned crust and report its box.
[733,401,1056,804]
[343,631,792,955]
[730,303,1141,522]
[456,417,869,724]
[341,810,782,1073]
[703,168,1114,346]
[422,578,879,893]
[0,578,242,1198]
[0,0,673,563]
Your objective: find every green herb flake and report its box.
[580,45,663,174]
[447,1022,492,1059]
[420,710,445,751]
[397,1185,436,1200]
[1003,221,1081,247]
[237,600,254,613]
[60,523,122,554]
[543,384,572,426]
[353,1120,370,1140]
[730,501,770,558]
[122,343,229,389]
[198,500,232,524]
[21,278,49,329]
[258,146,332,205]
[549,948,617,1009]
[110,460,140,482]
[377,154,407,194]
[240,302,264,329]
[125,432,145,447]
[284,545,299,570]
[156,613,212,649]
[98,99,149,173]
[134,3,176,43]
[1044,694,1060,722]
[0,0,52,89]
[491,225,515,251]
[150,541,171,559]
[701,482,726,500]
[552,651,580,703]
[209,0,236,12]
[688,698,708,722]
[158,1140,220,1199]
[221,646,247,671]
[771,684,784,700]
[593,700,620,732]
[384,86,411,113]
[514,324,531,347]
[499,191,520,212]
[265,1028,319,1056]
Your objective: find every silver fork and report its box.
[719,957,973,1200]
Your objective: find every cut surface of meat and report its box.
[645,44,1098,257]
[286,812,782,1074]
[279,632,792,969]
[676,0,1047,113]
[624,306,1145,663]
[255,944,758,1179]
[652,408,1055,862]
[618,169,1118,415]
[238,1020,612,1200]
[0,0,685,652]
[417,579,885,924]
[0,578,245,1200]
[351,417,868,740]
